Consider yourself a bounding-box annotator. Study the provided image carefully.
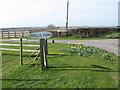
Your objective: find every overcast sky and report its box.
[0,0,119,28]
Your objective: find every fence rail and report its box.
[0,30,30,38]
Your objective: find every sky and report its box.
[0,0,119,28]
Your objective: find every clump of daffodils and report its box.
[63,43,116,63]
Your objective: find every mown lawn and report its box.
[2,42,119,88]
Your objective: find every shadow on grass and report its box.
[48,54,71,57]
[23,64,119,72]
[24,64,40,68]
[47,54,72,59]
[48,64,119,72]
[1,79,49,81]
[2,53,32,57]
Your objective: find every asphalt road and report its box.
[0,39,119,56]
[48,39,119,56]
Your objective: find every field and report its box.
[1,40,119,88]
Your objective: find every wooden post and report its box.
[45,39,48,55]
[15,31,16,38]
[43,42,48,68]
[40,39,48,70]
[2,31,3,38]
[34,52,40,61]
[20,38,23,65]
[40,39,44,70]
[22,31,24,37]
[30,47,40,57]
[8,31,10,38]
[52,40,55,43]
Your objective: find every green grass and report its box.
[0,37,31,39]
[105,33,120,38]
[0,35,106,40]
[2,45,39,50]
[1,37,105,40]
[2,42,119,88]
[1,41,39,45]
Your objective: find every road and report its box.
[0,39,119,56]
[49,39,119,56]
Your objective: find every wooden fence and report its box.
[0,30,30,38]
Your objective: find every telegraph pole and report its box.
[66,0,69,36]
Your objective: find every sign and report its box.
[30,32,50,70]
[30,32,52,39]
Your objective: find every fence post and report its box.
[15,31,16,38]
[45,39,48,55]
[40,39,48,70]
[2,31,3,38]
[20,38,23,65]
[22,31,24,37]
[8,31,10,38]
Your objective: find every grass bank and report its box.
[2,42,119,88]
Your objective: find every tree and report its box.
[47,24,56,29]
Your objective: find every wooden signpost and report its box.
[30,32,52,70]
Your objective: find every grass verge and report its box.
[2,42,119,88]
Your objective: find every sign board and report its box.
[30,32,52,39]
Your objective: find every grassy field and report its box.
[2,41,119,88]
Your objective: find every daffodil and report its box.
[80,46,82,48]
[84,45,88,47]
[83,48,86,50]
[78,43,83,45]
